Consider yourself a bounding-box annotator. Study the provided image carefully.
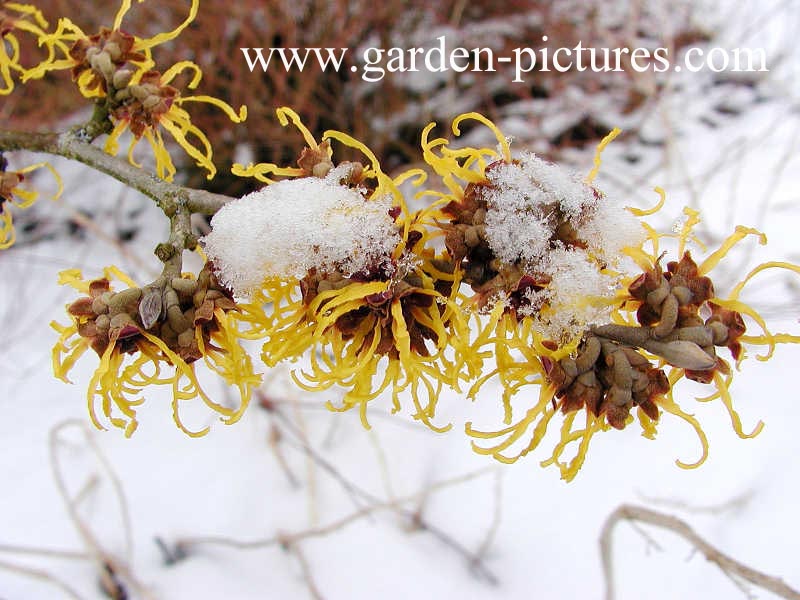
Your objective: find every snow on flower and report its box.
[218,107,471,431]
[477,152,645,341]
[203,172,401,298]
[421,112,800,481]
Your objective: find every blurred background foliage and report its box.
[3,0,708,197]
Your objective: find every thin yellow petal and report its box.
[586,127,621,184]
[135,0,199,50]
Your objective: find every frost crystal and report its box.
[202,177,400,297]
[526,248,618,341]
[482,152,645,340]
[482,152,643,267]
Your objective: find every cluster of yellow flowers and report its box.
[1,0,245,180]
[2,1,798,480]
[37,98,800,476]
[207,107,797,480]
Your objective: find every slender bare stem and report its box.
[0,129,233,215]
[178,459,499,584]
[600,504,800,600]
[0,558,86,600]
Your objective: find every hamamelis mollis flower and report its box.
[422,114,800,481]
[0,155,62,249]
[21,0,246,180]
[52,264,260,437]
[204,108,470,430]
[102,61,247,181]
[0,3,50,95]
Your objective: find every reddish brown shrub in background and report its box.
[3,0,709,195]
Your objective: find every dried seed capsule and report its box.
[607,384,632,409]
[89,51,114,80]
[91,296,109,315]
[139,287,162,330]
[94,314,110,332]
[619,346,650,368]
[177,328,195,349]
[642,339,716,370]
[68,297,96,317]
[167,305,190,333]
[129,85,150,101]
[170,277,197,303]
[609,349,633,390]
[576,369,597,388]
[653,293,679,338]
[708,320,729,345]
[464,226,481,248]
[159,321,177,348]
[104,41,122,61]
[574,336,601,373]
[561,358,578,379]
[671,285,693,306]
[112,68,133,89]
[645,277,670,307]
[109,312,139,339]
[107,287,142,315]
[591,324,650,347]
[142,95,163,111]
[631,370,649,393]
[162,287,180,310]
[674,325,713,347]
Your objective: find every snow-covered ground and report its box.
[1,1,799,598]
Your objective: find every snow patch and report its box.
[202,177,400,297]
[482,153,645,339]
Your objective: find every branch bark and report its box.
[600,503,800,600]
[0,129,234,215]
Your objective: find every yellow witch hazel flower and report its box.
[203,108,470,431]
[421,113,800,481]
[0,2,50,95]
[22,0,246,181]
[0,155,62,249]
[52,264,260,437]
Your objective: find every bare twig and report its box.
[0,558,86,600]
[177,463,499,584]
[0,130,233,215]
[271,408,500,584]
[600,504,800,600]
[49,421,122,596]
[472,469,504,567]
[267,423,301,488]
[0,544,89,561]
[635,489,754,516]
[49,420,153,600]
[283,541,326,600]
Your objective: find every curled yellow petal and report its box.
[452,112,510,163]
[134,0,199,50]
[586,127,621,184]
[277,106,320,149]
